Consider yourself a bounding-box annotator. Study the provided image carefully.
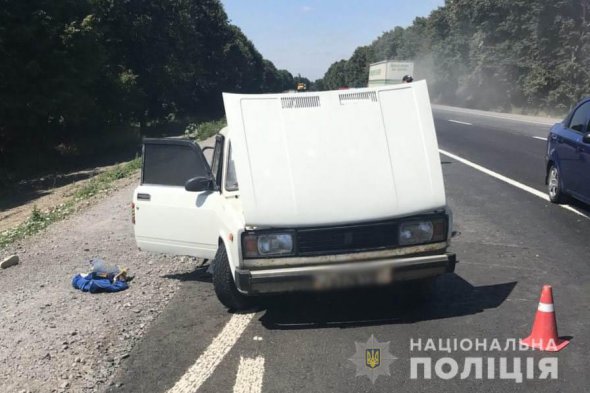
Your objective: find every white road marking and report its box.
[439,149,590,220]
[435,106,556,126]
[448,119,473,126]
[253,336,263,341]
[167,313,255,393]
[233,356,265,393]
[533,136,548,141]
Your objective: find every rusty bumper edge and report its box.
[235,252,457,295]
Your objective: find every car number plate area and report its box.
[312,267,392,290]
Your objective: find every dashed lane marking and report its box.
[439,149,590,220]
[233,356,265,393]
[167,313,255,393]
[448,119,473,126]
[533,136,548,141]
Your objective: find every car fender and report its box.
[217,229,241,277]
[215,203,245,280]
[545,148,561,185]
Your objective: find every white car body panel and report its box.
[133,185,220,259]
[223,81,445,227]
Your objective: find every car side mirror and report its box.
[583,132,590,144]
[185,176,214,192]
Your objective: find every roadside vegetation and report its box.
[0,116,225,250]
[185,118,228,141]
[0,0,307,186]
[0,158,140,249]
[317,0,588,116]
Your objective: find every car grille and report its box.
[296,221,399,256]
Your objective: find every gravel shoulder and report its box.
[0,179,201,393]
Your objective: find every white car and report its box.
[133,81,456,310]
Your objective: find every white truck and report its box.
[368,60,414,86]
[132,81,456,310]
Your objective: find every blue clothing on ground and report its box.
[72,272,128,293]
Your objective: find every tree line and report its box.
[316,0,590,116]
[0,0,299,183]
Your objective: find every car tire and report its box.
[212,246,253,311]
[547,164,567,204]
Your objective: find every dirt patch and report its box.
[0,164,136,234]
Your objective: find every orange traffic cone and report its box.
[520,285,569,352]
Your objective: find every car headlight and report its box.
[399,218,446,246]
[242,232,294,258]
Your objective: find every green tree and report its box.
[322,60,348,90]
[319,0,588,115]
[0,0,114,176]
[0,0,309,183]
[344,46,374,87]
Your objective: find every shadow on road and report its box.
[567,198,590,216]
[162,267,517,330]
[257,274,517,330]
[162,265,212,283]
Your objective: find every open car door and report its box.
[133,138,219,259]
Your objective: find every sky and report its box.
[220,0,445,81]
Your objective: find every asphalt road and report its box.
[107,107,590,393]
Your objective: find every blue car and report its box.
[546,98,590,204]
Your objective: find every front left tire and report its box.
[547,164,566,204]
[212,246,253,311]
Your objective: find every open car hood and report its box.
[223,81,446,227]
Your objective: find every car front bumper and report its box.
[235,251,456,295]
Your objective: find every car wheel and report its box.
[547,164,567,204]
[212,246,253,311]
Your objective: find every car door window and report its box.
[568,102,590,133]
[225,142,239,191]
[142,140,211,186]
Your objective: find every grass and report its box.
[0,204,75,248]
[0,157,141,249]
[185,118,227,141]
[72,156,141,200]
